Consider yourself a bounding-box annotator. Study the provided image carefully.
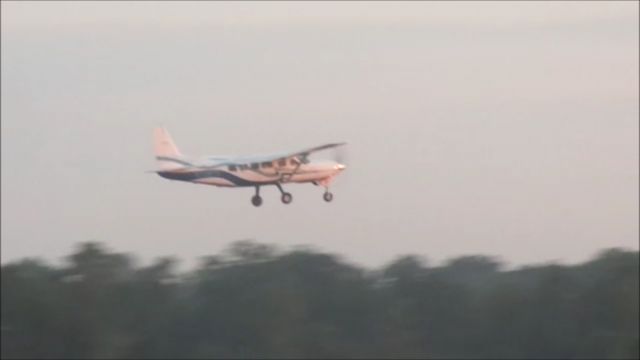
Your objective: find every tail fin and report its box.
[153,127,192,171]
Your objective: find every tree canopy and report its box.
[2,241,638,359]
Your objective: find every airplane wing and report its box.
[283,142,347,161]
[194,142,347,169]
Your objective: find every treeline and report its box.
[1,241,638,359]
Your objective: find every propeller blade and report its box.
[333,146,348,165]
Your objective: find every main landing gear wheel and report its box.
[251,186,262,207]
[251,195,263,207]
[275,183,293,205]
[323,192,334,202]
[281,192,293,204]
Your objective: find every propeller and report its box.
[306,143,350,182]
[330,144,350,184]
[306,143,350,188]
[333,144,349,167]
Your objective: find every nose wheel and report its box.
[323,191,333,202]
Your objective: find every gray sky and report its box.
[2,1,638,270]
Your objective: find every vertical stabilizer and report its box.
[153,127,191,170]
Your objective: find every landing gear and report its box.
[251,186,263,207]
[275,183,293,205]
[281,193,293,204]
[251,195,262,207]
[317,177,335,203]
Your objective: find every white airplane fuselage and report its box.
[157,157,345,188]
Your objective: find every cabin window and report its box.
[251,163,260,170]
[261,162,273,168]
[228,165,237,171]
[278,159,287,167]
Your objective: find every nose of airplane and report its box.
[334,163,347,171]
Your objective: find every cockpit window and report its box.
[251,163,260,170]
[228,165,237,171]
[261,162,273,168]
[290,158,299,166]
[278,159,287,167]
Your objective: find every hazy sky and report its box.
[2,1,638,270]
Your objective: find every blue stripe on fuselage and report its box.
[157,169,268,187]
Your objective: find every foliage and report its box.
[1,241,638,359]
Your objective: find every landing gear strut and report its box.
[275,183,293,204]
[251,186,263,207]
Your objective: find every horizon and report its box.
[4,238,638,274]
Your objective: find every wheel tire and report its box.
[281,192,293,204]
[251,195,263,207]
[323,192,333,202]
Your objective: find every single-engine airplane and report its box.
[151,127,347,206]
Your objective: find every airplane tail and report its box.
[153,127,192,171]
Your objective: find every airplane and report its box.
[151,127,347,206]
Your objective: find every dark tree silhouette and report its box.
[1,240,638,359]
